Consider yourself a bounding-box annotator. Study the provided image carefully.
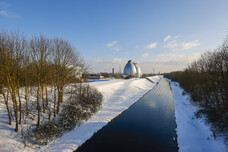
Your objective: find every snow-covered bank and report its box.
[41,76,160,152]
[169,80,227,152]
[0,76,161,152]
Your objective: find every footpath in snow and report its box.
[169,80,227,152]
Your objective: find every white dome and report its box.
[133,63,142,77]
[123,60,136,76]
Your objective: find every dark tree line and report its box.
[165,37,228,137]
[0,31,85,132]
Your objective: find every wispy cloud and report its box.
[96,57,124,64]
[0,2,19,18]
[139,53,201,73]
[92,57,126,72]
[163,35,171,42]
[106,41,117,47]
[153,53,200,64]
[173,35,180,39]
[136,45,140,49]
[112,46,119,51]
[164,40,178,49]
[0,2,10,8]
[0,10,18,18]
[106,40,120,51]
[141,53,149,58]
[178,40,200,50]
[144,42,158,49]
[0,10,7,16]
[164,40,200,51]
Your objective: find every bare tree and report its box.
[52,38,84,114]
[30,36,51,126]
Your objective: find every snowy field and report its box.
[169,80,227,152]
[0,76,161,152]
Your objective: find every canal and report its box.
[76,78,178,152]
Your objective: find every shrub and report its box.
[24,84,103,146]
[124,75,134,79]
[164,36,228,140]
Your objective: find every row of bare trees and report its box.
[0,31,85,132]
[165,37,228,136]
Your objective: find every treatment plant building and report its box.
[123,60,142,77]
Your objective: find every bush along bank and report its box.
[23,84,103,146]
[165,37,228,142]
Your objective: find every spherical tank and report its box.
[123,60,136,76]
[134,63,142,77]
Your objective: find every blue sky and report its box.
[1,0,228,73]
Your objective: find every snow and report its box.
[0,76,161,152]
[0,104,32,152]
[1,76,226,152]
[86,78,111,82]
[169,80,227,152]
[40,76,160,152]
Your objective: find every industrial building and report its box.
[123,60,142,77]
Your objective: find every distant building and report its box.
[87,74,104,79]
[112,68,114,75]
[123,60,142,77]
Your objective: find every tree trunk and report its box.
[45,83,48,109]
[6,76,19,132]
[53,85,56,117]
[41,85,45,113]
[57,86,61,114]
[60,85,64,104]
[37,83,41,127]
[25,85,28,116]
[1,88,12,125]
[10,89,19,132]
[17,81,22,124]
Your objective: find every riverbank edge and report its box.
[73,77,162,151]
[40,76,161,152]
[168,79,227,152]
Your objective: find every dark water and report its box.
[76,78,178,152]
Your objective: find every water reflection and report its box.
[148,102,156,108]
[76,78,178,152]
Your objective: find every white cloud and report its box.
[106,41,120,51]
[164,40,200,51]
[0,10,7,16]
[163,35,171,42]
[0,3,18,18]
[95,57,125,65]
[141,53,149,58]
[139,53,201,73]
[179,40,200,50]
[153,53,200,64]
[144,42,158,49]
[164,40,178,49]
[0,10,18,18]
[90,52,201,73]
[106,41,117,47]
[110,58,124,63]
[91,58,126,73]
